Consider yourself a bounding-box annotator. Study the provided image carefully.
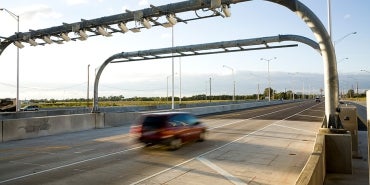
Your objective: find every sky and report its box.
[0,0,369,100]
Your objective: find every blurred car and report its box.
[315,97,321,102]
[130,112,207,150]
[20,105,39,111]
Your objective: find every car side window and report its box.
[169,114,198,127]
[169,114,188,127]
[183,114,198,125]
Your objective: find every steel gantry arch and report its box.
[96,0,338,128]
[1,0,338,128]
[92,34,319,112]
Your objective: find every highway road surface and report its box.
[0,100,324,185]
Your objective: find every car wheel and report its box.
[198,132,206,142]
[168,138,182,150]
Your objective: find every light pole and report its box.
[222,65,235,102]
[327,0,332,38]
[166,75,171,102]
[337,58,349,99]
[171,25,175,109]
[260,57,276,101]
[1,8,20,111]
[209,77,212,103]
[288,72,296,100]
[167,73,177,103]
[334,32,357,46]
[249,72,261,101]
[179,57,182,104]
[348,76,358,100]
[87,64,90,108]
[337,57,348,63]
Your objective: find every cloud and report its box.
[65,0,89,6]
[20,4,63,21]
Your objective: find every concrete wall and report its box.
[2,114,95,142]
[296,133,326,185]
[1,100,293,142]
[296,127,354,185]
[103,100,284,127]
[0,120,2,143]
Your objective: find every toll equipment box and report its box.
[339,104,359,157]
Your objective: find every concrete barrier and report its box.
[2,114,95,142]
[0,100,295,142]
[104,112,142,127]
[296,127,354,185]
[0,120,2,142]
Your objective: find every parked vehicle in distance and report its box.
[130,112,207,150]
[20,105,39,111]
[315,97,321,102]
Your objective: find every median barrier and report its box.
[2,114,95,142]
[0,100,295,142]
[0,120,2,142]
[104,112,142,127]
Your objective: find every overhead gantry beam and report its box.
[92,34,319,112]
[109,35,310,63]
[0,0,237,55]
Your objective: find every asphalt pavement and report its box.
[0,101,325,185]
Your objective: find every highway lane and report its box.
[0,100,324,185]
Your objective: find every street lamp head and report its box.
[0,8,4,11]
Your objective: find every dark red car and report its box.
[130,112,207,150]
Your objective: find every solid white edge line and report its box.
[197,157,247,185]
[272,124,317,134]
[296,114,324,119]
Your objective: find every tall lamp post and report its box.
[334,32,357,46]
[222,65,235,102]
[348,76,358,100]
[166,75,171,102]
[288,72,297,100]
[0,8,20,111]
[87,64,90,108]
[260,57,276,101]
